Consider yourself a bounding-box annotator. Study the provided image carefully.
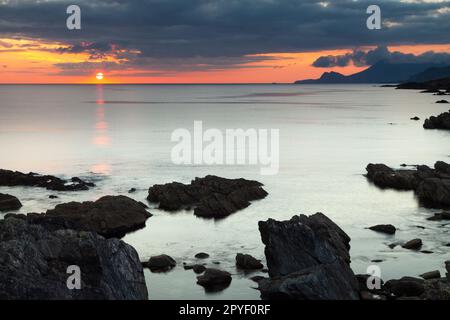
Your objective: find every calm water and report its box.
[0,84,449,299]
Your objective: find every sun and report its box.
[96,72,104,80]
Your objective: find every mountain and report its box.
[407,65,450,82]
[295,61,442,84]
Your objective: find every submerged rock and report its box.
[0,217,148,300]
[0,169,95,191]
[402,239,423,250]
[436,100,449,104]
[235,253,264,270]
[368,224,396,235]
[147,175,268,219]
[195,252,210,259]
[423,111,450,130]
[0,193,22,211]
[427,212,450,221]
[142,254,176,272]
[40,195,152,238]
[196,268,232,292]
[257,213,359,300]
[410,116,420,121]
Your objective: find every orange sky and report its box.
[1,38,449,84]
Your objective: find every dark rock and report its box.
[402,239,423,250]
[423,278,450,300]
[0,217,148,299]
[0,193,22,211]
[196,268,232,292]
[250,276,266,283]
[257,213,359,300]
[192,265,206,274]
[423,111,450,130]
[236,253,263,270]
[195,252,210,259]
[42,195,152,238]
[421,250,434,254]
[142,254,176,272]
[427,212,450,221]
[420,270,441,280]
[128,188,137,193]
[365,164,417,190]
[410,116,420,121]
[366,161,450,209]
[371,259,384,263]
[436,100,449,103]
[385,277,425,297]
[49,195,58,199]
[147,175,268,219]
[368,224,396,235]
[0,169,95,191]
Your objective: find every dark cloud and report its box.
[0,0,449,72]
[313,46,450,67]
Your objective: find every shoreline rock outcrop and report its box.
[0,169,95,191]
[0,193,22,212]
[0,217,148,300]
[366,161,450,209]
[9,196,152,238]
[423,111,450,130]
[147,175,268,219]
[257,213,360,300]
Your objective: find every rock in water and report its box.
[0,217,148,300]
[257,213,359,300]
[365,164,417,190]
[423,111,450,130]
[366,161,450,208]
[196,269,232,292]
[385,277,425,297]
[402,239,423,250]
[0,193,22,211]
[43,195,152,238]
[235,253,264,270]
[368,224,396,235]
[0,169,95,191]
[147,175,268,219]
[142,254,176,272]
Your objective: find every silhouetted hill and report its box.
[407,66,450,82]
[295,61,441,84]
[396,77,450,91]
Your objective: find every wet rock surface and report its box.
[37,195,152,238]
[142,254,176,272]
[196,268,232,292]
[402,239,423,250]
[0,169,95,191]
[0,193,22,212]
[257,213,359,300]
[147,175,268,219]
[368,224,396,235]
[235,253,264,270]
[0,217,148,300]
[423,111,450,130]
[366,161,450,208]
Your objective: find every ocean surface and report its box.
[0,84,449,299]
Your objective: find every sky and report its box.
[0,0,450,83]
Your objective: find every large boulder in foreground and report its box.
[366,161,450,208]
[147,175,268,219]
[0,169,95,191]
[0,193,22,212]
[423,111,450,130]
[42,196,152,238]
[257,213,359,300]
[0,217,148,300]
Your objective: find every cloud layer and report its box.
[1,0,450,73]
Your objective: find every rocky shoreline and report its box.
[0,153,449,299]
